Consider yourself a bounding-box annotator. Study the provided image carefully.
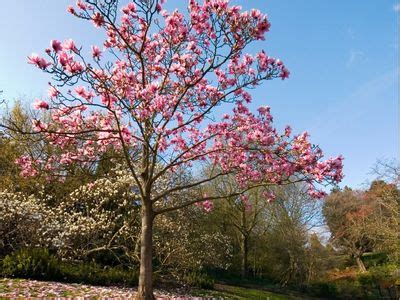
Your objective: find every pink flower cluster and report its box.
[188,0,271,44]
[195,194,214,212]
[33,99,49,110]
[206,102,343,199]
[19,1,343,202]
[28,53,51,69]
[15,155,38,177]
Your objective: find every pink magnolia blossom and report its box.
[195,194,214,212]
[15,155,38,177]
[91,45,102,59]
[27,53,50,69]
[62,39,77,52]
[263,191,276,203]
[57,51,84,74]
[67,6,75,14]
[48,86,59,98]
[33,99,49,110]
[122,3,136,14]
[202,200,214,212]
[76,0,87,10]
[51,40,62,53]
[92,12,104,28]
[32,119,48,132]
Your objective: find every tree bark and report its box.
[241,234,249,277]
[355,255,367,273]
[136,203,155,300]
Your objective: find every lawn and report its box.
[0,278,313,299]
[201,284,307,299]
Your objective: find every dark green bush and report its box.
[60,261,139,287]
[362,252,389,268]
[358,264,398,286]
[0,248,138,287]
[1,248,61,280]
[307,281,338,298]
[334,279,366,299]
[183,271,215,289]
[308,276,390,300]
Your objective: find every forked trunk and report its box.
[355,255,367,273]
[136,204,155,300]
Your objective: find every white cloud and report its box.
[347,27,355,40]
[393,3,400,12]
[309,69,398,136]
[346,49,365,68]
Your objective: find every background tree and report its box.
[306,233,339,283]
[209,174,270,277]
[153,206,232,281]
[324,188,371,272]
[263,184,323,285]
[323,182,399,272]
[363,180,399,262]
[9,1,343,298]
[372,159,400,187]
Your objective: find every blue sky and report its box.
[0,1,398,189]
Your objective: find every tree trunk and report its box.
[355,255,367,273]
[241,234,249,277]
[136,203,155,300]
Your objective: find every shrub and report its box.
[1,248,61,280]
[183,271,215,289]
[334,279,366,299]
[362,252,389,268]
[1,248,139,287]
[306,281,338,298]
[358,264,399,286]
[60,261,139,287]
[0,192,57,255]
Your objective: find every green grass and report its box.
[192,288,236,298]
[1,278,313,299]
[193,284,303,299]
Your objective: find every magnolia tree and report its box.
[20,0,343,298]
[0,190,58,252]
[55,166,141,260]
